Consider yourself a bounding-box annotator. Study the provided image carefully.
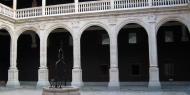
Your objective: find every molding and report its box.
[13,6,190,23]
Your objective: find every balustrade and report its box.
[45,3,75,15]
[16,7,42,18]
[152,0,189,6]
[79,0,111,12]
[0,3,14,18]
[0,0,189,19]
[114,0,149,9]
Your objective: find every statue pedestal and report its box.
[42,87,80,95]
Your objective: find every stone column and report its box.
[6,35,20,88]
[108,25,120,88]
[148,0,152,7]
[71,29,83,87]
[42,0,46,16]
[148,19,161,89]
[13,0,17,18]
[37,30,49,87]
[75,0,79,13]
[110,0,114,9]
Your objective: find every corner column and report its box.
[75,0,79,13]
[42,0,46,16]
[37,29,49,87]
[148,0,152,7]
[110,0,114,9]
[148,18,161,89]
[108,25,120,88]
[71,28,83,87]
[7,35,20,88]
[13,0,17,18]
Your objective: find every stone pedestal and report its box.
[37,68,49,87]
[6,68,20,88]
[42,87,80,95]
[108,67,120,87]
[71,68,83,87]
[148,66,161,89]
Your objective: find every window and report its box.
[165,31,174,43]
[128,33,137,44]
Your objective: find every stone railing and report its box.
[152,0,189,6]
[0,3,14,18]
[0,0,190,19]
[79,0,111,12]
[114,0,149,9]
[16,7,42,18]
[45,3,75,15]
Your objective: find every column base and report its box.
[6,68,20,88]
[148,66,161,89]
[108,67,120,88]
[71,68,83,87]
[6,81,20,88]
[37,80,50,88]
[148,81,161,89]
[188,2,190,8]
[37,68,49,88]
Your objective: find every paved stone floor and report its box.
[0,86,190,95]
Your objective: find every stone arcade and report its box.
[0,0,190,89]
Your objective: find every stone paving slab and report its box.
[0,86,190,95]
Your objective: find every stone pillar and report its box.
[110,0,114,9]
[148,20,161,89]
[148,0,152,7]
[13,0,17,18]
[75,0,79,13]
[71,30,83,87]
[42,0,46,16]
[108,26,120,88]
[37,31,49,87]
[6,35,20,88]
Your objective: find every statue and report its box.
[44,41,80,95]
[50,42,67,88]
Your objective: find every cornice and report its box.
[1,5,189,24]
[0,14,16,23]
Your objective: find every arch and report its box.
[116,19,150,37]
[17,26,40,37]
[46,24,73,39]
[47,28,73,85]
[17,30,40,86]
[156,16,190,34]
[80,24,110,84]
[0,25,14,39]
[79,22,111,38]
[157,20,190,82]
[0,29,11,85]
[117,23,149,83]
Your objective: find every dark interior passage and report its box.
[157,21,190,82]
[17,31,40,86]
[81,26,110,83]
[0,29,10,84]
[1,0,102,9]
[47,29,73,85]
[118,23,149,82]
